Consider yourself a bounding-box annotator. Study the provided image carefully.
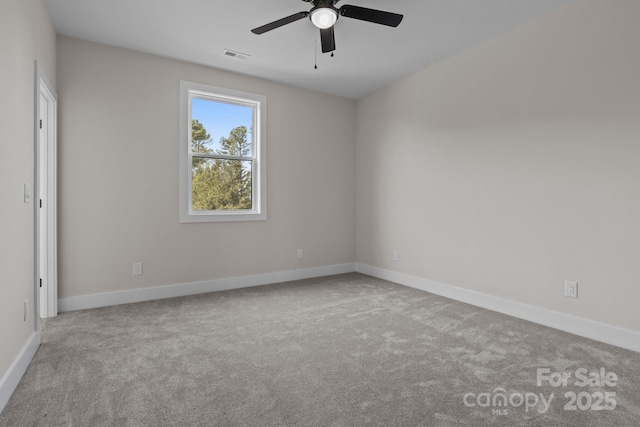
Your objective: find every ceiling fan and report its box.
[251,0,403,54]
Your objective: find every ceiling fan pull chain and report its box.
[314,39,318,69]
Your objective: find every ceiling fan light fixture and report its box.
[310,7,337,29]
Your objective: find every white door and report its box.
[37,66,58,319]
[39,93,49,317]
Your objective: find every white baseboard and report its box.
[58,263,357,312]
[0,331,40,414]
[57,261,639,353]
[356,263,640,353]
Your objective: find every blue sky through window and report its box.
[192,97,253,153]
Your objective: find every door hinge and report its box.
[39,278,43,288]
[40,199,42,208]
[40,119,43,129]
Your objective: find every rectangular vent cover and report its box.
[223,49,251,60]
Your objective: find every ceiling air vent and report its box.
[223,49,251,60]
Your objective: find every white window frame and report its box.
[179,81,266,223]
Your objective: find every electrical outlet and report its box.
[297,249,303,259]
[24,299,29,321]
[393,250,400,261]
[564,281,578,298]
[132,262,143,276]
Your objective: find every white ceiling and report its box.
[46,0,574,99]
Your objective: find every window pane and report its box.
[191,97,253,156]
[180,81,266,222]
[192,157,253,211]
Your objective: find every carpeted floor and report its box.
[1,273,639,426]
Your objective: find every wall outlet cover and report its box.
[132,262,143,276]
[564,281,578,298]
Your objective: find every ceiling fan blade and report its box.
[251,12,309,35]
[339,5,403,27]
[320,27,336,53]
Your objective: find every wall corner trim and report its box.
[0,331,41,414]
[355,263,640,353]
[58,263,357,312]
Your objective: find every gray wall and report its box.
[356,0,640,332]
[56,36,357,298]
[0,0,56,381]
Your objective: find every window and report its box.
[180,81,266,222]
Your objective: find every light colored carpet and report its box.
[1,273,639,426]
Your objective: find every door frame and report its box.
[34,61,58,322]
